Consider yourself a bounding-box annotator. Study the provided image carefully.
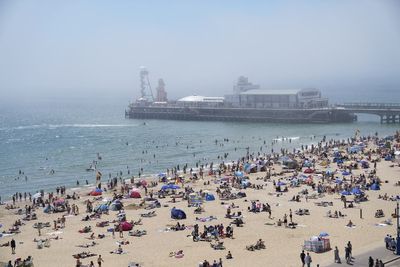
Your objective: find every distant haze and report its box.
[0,0,399,103]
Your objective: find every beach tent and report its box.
[342,171,351,176]
[370,183,380,191]
[188,193,203,207]
[384,155,392,161]
[110,201,123,211]
[161,184,180,191]
[340,191,351,196]
[120,221,133,231]
[303,161,312,167]
[351,187,363,195]
[304,168,314,174]
[90,188,103,196]
[360,160,369,168]
[43,205,54,213]
[348,146,361,153]
[130,191,141,198]
[96,204,109,213]
[235,171,244,177]
[171,208,186,220]
[326,170,334,175]
[205,194,215,201]
[319,232,329,237]
[53,198,65,206]
[277,181,286,187]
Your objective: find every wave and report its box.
[1,124,139,131]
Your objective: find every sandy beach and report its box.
[1,132,399,267]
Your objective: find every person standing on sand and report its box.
[300,250,306,267]
[97,255,104,267]
[305,252,312,267]
[334,246,341,263]
[10,238,16,254]
[368,256,374,267]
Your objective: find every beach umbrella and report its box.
[319,232,329,237]
[335,178,343,184]
[342,171,351,176]
[158,173,166,177]
[326,170,333,175]
[140,180,148,187]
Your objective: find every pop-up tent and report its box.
[90,188,103,196]
[171,207,186,220]
[95,204,109,213]
[205,194,215,201]
[351,187,363,195]
[130,190,141,198]
[370,183,380,190]
[120,221,133,231]
[340,190,351,196]
[161,184,180,191]
[110,200,123,211]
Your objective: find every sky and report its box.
[0,0,399,103]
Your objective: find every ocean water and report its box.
[0,99,398,199]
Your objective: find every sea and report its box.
[0,96,399,199]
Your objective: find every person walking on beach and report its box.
[334,246,341,263]
[300,250,306,267]
[10,238,16,254]
[305,252,312,267]
[368,256,374,267]
[97,255,104,267]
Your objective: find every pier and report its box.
[336,103,400,124]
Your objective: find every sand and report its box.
[0,137,399,267]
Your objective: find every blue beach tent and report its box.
[171,207,186,220]
[340,191,351,196]
[370,183,380,191]
[205,194,215,201]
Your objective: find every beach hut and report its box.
[90,188,103,196]
[370,183,380,191]
[171,208,186,220]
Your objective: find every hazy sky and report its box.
[0,0,399,102]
